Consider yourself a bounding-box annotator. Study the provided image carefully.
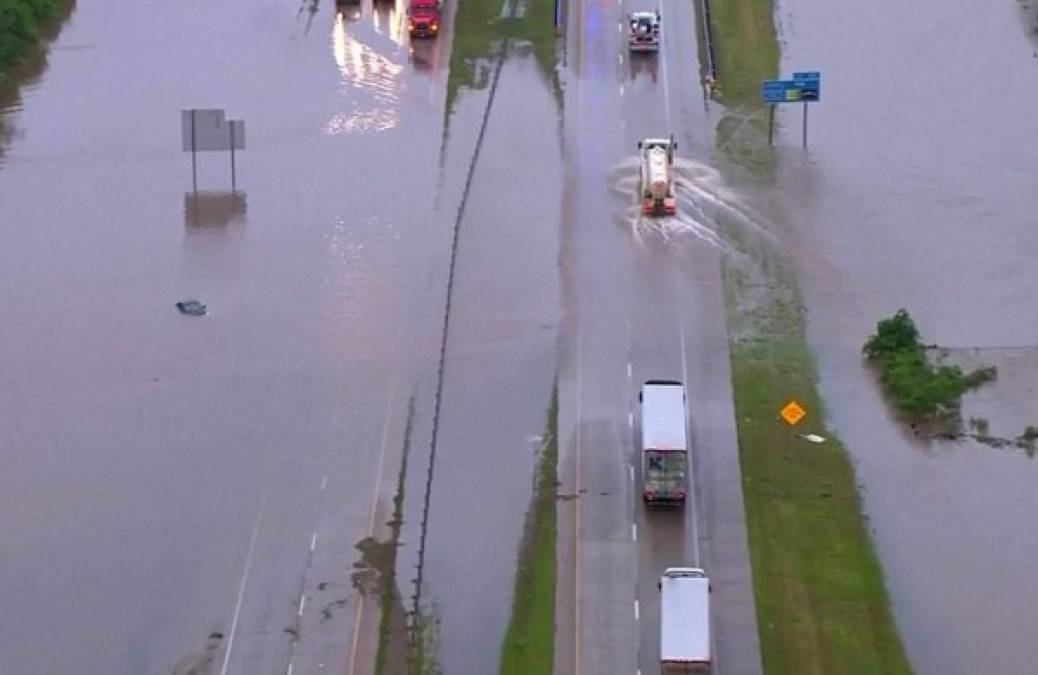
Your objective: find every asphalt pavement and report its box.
[555,0,762,673]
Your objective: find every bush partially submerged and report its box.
[863,309,995,421]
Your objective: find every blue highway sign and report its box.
[761,71,821,104]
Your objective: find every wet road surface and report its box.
[555,0,762,673]
[768,0,1038,672]
[0,0,455,672]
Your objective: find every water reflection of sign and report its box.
[184,191,247,228]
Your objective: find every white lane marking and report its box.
[220,497,266,675]
[628,411,634,429]
[678,317,701,567]
[631,523,638,542]
[634,599,640,621]
[320,475,329,492]
[618,54,624,65]
[310,532,318,553]
[626,362,633,379]
[657,2,672,129]
[287,663,294,675]
[629,465,634,483]
[298,595,307,617]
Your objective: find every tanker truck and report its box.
[638,135,677,216]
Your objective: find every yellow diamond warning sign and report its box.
[780,400,806,426]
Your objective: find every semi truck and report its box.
[637,135,677,216]
[639,379,688,506]
[659,567,712,674]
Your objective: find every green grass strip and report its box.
[731,336,913,674]
[499,386,557,675]
[708,0,778,106]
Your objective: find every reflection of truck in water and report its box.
[639,379,688,505]
[638,136,677,216]
[659,567,712,674]
[408,0,441,37]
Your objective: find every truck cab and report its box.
[628,10,661,52]
[638,136,677,216]
[408,0,441,38]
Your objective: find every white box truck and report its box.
[658,567,711,674]
[639,379,688,505]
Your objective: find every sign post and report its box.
[181,109,246,191]
[759,71,821,148]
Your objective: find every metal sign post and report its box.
[802,101,808,148]
[229,122,236,192]
[190,110,197,192]
[760,71,821,148]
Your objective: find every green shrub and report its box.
[863,308,921,359]
[0,0,66,78]
[864,309,992,421]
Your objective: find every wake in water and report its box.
[610,156,775,257]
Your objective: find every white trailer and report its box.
[659,567,711,674]
[639,379,688,505]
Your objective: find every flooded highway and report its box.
[766,0,1038,672]
[0,0,454,672]
[4,0,1037,670]
[556,0,761,673]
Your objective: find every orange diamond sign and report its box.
[780,400,806,426]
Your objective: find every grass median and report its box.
[727,284,913,673]
[498,387,557,675]
[710,0,914,668]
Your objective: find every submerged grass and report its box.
[498,386,557,675]
[443,0,560,128]
[371,396,416,675]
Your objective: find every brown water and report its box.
[768,0,1038,672]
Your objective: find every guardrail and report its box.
[699,0,719,94]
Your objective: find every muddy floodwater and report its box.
[763,0,1038,672]
[0,0,546,672]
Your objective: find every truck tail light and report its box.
[643,489,655,501]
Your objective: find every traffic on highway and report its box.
[2,0,1037,673]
